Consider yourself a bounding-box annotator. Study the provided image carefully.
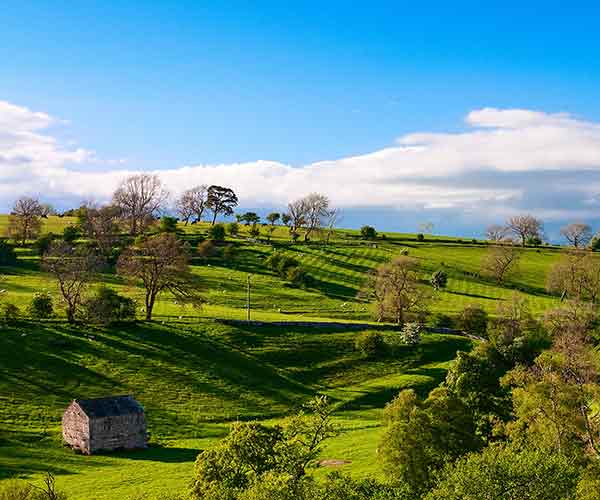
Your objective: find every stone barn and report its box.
[62,395,147,454]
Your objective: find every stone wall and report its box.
[62,402,90,454]
[88,413,147,453]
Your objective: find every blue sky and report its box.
[2,1,600,238]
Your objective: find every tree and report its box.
[112,174,169,235]
[361,256,430,324]
[425,444,579,500]
[485,224,509,242]
[323,208,341,245]
[206,185,238,225]
[240,212,261,226]
[506,214,543,247]
[41,241,102,323]
[266,212,281,226]
[354,330,385,358]
[430,269,448,290]
[399,322,422,345]
[561,223,593,248]
[28,291,54,319]
[208,223,226,241]
[228,221,240,237]
[360,226,377,240]
[9,196,44,245]
[117,233,202,320]
[176,185,208,224]
[159,216,179,233]
[547,251,600,303]
[78,203,121,256]
[286,193,332,242]
[481,244,521,283]
[83,286,136,324]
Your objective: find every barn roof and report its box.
[74,395,144,418]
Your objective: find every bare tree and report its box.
[560,223,593,249]
[8,196,44,245]
[361,256,430,324]
[547,251,600,303]
[206,185,238,225]
[176,185,208,225]
[117,233,202,320]
[481,244,521,283]
[78,203,121,256]
[301,193,330,242]
[112,174,169,235]
[485,224,509,242]
[506,214,543,246]
[42,241,103,323]
[285,199,307,242]
[323,208,341,245]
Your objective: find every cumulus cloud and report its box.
[1,101,600,233]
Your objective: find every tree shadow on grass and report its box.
[446,290,501,301]
[103,445,201,463]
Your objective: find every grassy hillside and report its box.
[0,216,575,497]
[0,320,471,498]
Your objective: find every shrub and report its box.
[197,240,218,258]
[399,322,422,344]
[401,249,409,256]
[416,233,425,242]
[0,240,17,266]
[228,221,240,237]
[1,303,20,323]
[591,236,600,252]
[430,269,448,290]
[222,244,236,262]
[249,224,260,238]
[286,266,311,288]
[83,287,136,324]
[266,252,299,277]
[432,313,455,329]
[459,305,488,336]
[526,235,542,246]
[208,223,226,241]
[355,330,385,358]
[62,225,80,243]
[28,292,54,319]
[360,225,377,239]
[33,233,55,255]
[159,216,178,233]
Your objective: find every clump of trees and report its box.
[354,330,385,358]
[360,225,377,240]
[547,251,600,302]
[265,251,311,288]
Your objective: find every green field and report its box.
[0,217,571,497]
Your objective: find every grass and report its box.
[0,320,471,498]
[0,216,577,497]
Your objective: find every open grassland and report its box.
[0,320,471,498]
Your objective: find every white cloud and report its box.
[1,101,600,228]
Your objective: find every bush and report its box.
[28,292,54,319]
[208,223,226,241]
[62,225,80,243]
[33,233,55,255]
[526,236,542,246]
[591,236,600,252]
[416,233,425,241]
[159,216,178,233]
[355,330,385,358]
[197,240,218,258]
[459,305,488,336]
[222,244,237,262]
[228,221,240,237]
[432,313,455,329]
[249,224,260,238]
[286,266,311,288]
[266,252,299,277]
[399,323,422,344]
[1,303,20,323]
[83,287,136,324]
[360,225,377,239]
[0,240,17,266]
[430,269,448,290]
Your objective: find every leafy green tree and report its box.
[240,212,261,226]
[399,322,421,345]
[249,224,260,238]
[360,226,377,239]
[426,444,578,500]
[206,185,238,225]
[62,225,80,243]
[33,232,56,256]
[227,222,240,237]
[266,212,281,226]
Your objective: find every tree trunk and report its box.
[67,307,75,324]
[211,211,218,225]
[145,293,155,321]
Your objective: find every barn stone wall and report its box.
[88,413,147,453]
[62,402,91,454]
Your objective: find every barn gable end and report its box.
[62,395,147,454]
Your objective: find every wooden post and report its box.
[246,274,251,322]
